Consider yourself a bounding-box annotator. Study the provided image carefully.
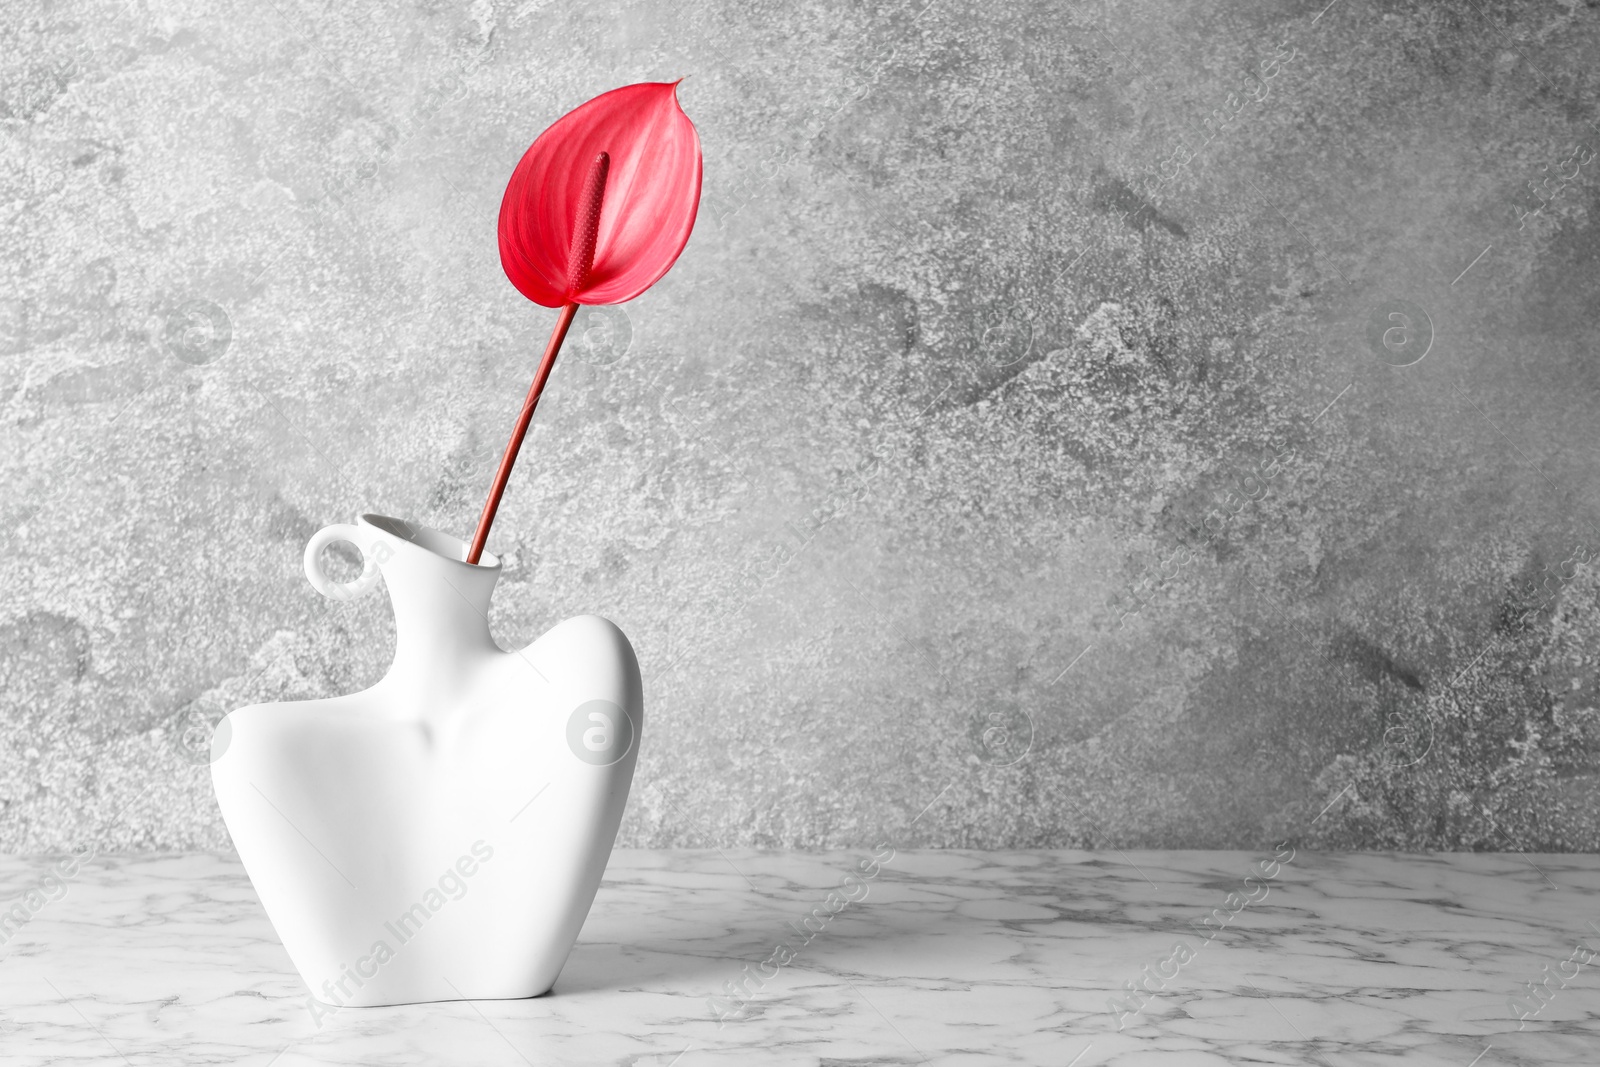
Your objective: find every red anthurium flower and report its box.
[468,81,702,564]
[498,80,703,307]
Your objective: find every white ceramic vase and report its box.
[211,514,642,1011]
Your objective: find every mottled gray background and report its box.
[4,0,1600,854]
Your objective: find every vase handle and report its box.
[303,523,388,601]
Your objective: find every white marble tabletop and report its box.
[1,848,1597,1065]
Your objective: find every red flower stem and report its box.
[466,300,579,565]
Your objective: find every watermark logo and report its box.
[171,698,233,765]
[566,699,635,766]
[973,706,1034,766]
[1379,707,1435,770]
[569,305,631,365]
[1365,299,1432,367]
[163,299,232,366]
[977,307,1035,368]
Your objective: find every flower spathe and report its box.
[498,80,703,307]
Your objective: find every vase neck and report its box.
[360,516,502,688]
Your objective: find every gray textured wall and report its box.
[4,0,1600,853]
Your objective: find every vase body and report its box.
[211,514,642,1008]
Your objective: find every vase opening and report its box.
[361,514,501,570]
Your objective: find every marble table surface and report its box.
[1,848,1597,1065]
